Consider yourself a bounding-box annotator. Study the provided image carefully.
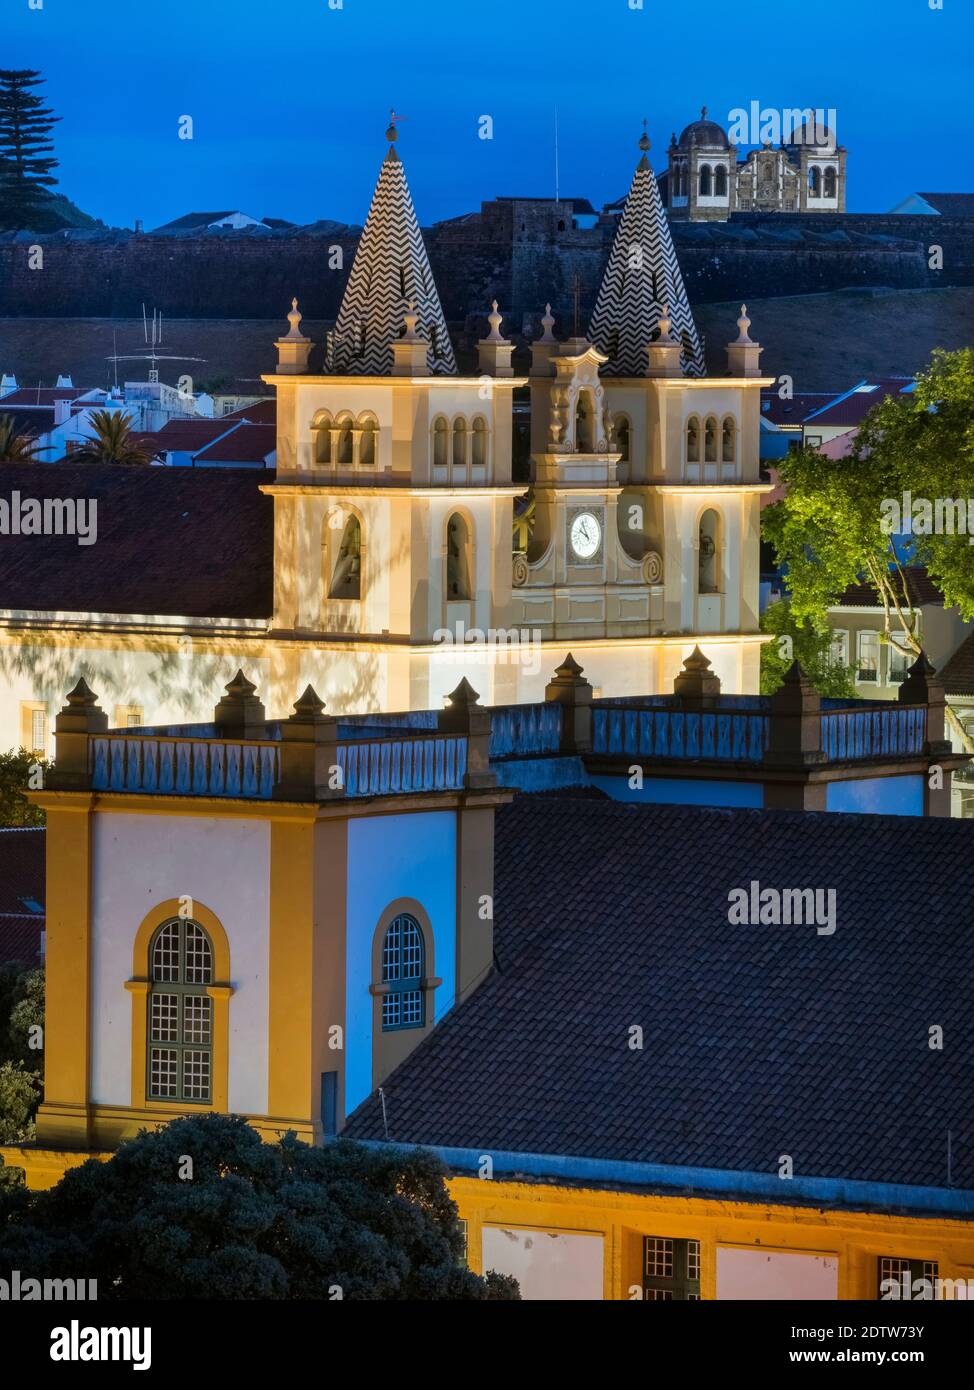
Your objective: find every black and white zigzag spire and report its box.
[332,121,456,376]
[588,127,704,377]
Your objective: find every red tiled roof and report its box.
[0,918,43,967]
[155,419,240,451]
[193,423,276,464]
[0,465,273,618]
[805,379,915,429]
[0,388,98,407]
[0,830,45,966]
[819,431,857,459]
[835,567,945,609]
[224,398,276,424]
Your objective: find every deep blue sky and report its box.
[5,0,969,230]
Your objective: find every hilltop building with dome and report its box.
[665,107,847,221]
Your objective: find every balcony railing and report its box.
[336,734,467,796]
[592,706,769,762]
[489,703,562,757]
[90,735,280,798]
[820,705,926,761]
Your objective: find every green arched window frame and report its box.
[380,914,425,1031]
[147,917,214,1104]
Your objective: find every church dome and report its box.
[677,107,729,150]
[785,120,837,151]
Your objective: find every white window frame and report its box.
[829,628,849,669]
[886,631,915,687]
[856,630,880,684]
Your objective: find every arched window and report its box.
[704,416,718,463]
[452,417,468,470]
[808,166,821,197]
[336,417,354,465]
[714,164,728,196]
[381,913,425,1030]
[358,415,377,467]
[699,164,713,196]
[698,509,721,595]
[721,416,736,463]
[446,512,472,601]
[313,413,332,465]
[686,416,700,463]
[148,917,213,1103]
[330,515,362,600]
[823,167,837,198]
[576,391,595,452]
[432,416,449,468]
[614,414,631,463]
[471,416,488,468]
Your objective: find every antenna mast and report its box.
[554,108,560,203]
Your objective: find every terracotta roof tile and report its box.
[0,465,272,618]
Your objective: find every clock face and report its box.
[570,510,602,561]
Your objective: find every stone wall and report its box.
[0,210,968,331]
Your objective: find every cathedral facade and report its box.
[666,108,847,222]
[0,122,769,750]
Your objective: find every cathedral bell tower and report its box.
[513,125,770,696]
[262,119,526,712]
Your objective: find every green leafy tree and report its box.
[0,415,44,463]
[71,409,152,465]
[764,349,974,653]
[0,69,60,230]
[760,599,857,697]
[7,968,43,1066]
[0,1062,40,1146]
[0,748,48,826]
[0,965,43,1161]
[0,1113,521,1300]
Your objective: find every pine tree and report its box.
[0,68,61,230]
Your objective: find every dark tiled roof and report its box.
[152,210,241,231]
[940,630,974,696]
[835,567,944,609]
[0,465,273,618]
[0,829,44,966]
[0,406,57,436]
[804,378,914,428]
[916,193,974,216]
[759,391,833,426]
[193,423,276,464]
[345,797,974,1191]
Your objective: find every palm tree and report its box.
[0,413,43,462]
[71,409,153,465]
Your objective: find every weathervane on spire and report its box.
[639,117,650,153]
[386,109,407,142]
